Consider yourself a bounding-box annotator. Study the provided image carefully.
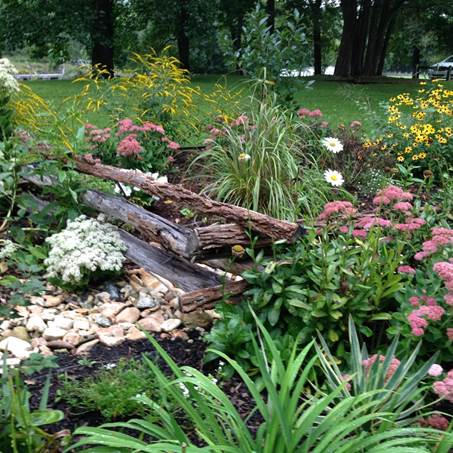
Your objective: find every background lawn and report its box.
[23,75,425,142]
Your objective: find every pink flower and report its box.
[231,115,248,127]
[142,122,165,134]
[444,294,453,306]
[297,107,310,117]
[428,364,444,377]
[339,226,349,233]
[409,296,420,307]
[308,109,323,117]
[393,202,412,212]
[447,328,453,341]
[419,415,449,430]
[362,354,400,381]
[117,134,143,156]
[317,201,357,223]
[167,156,175,163]
[432,370,453,402]
[167,141,181,150]
[398,265,416,275]
[352,229,367,238]
[320,121,329,128]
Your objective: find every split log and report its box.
[118,230,222,292]
[180,279,249,312]
[74,157,303,241]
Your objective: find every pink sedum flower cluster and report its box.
[317,201,357,223]
[117,134,143,156]
[419,414,450,430]
[414,228,453,261]
[297,107,323,118]
[407,295,445,336]
[362,354,401,381]
[433,369,453,403]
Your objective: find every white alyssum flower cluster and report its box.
[44,215,127,283]
[0,58,20,94]
[0,239,18,260]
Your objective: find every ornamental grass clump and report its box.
[193,95,304,220]
[44,215,126,286]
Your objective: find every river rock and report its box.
[97,325,125,347]
[105,282,121,300]
[100,302,126,319]
[126,326,147,341]
[73,319,90,331]
[41,309,57,321]
[136,292,161,310]
[96,292,111,304]
[53,316,74,330]
[115,307,140,324]
[26,315,47,333]
[47,340,74,350]
[63,331,82,347]
[94,315,113,328]
[0,336,32,359]
[38,295,64,308]
[138,312,165,332]
[12,326,30,341]
[181,311,214,329]
[161,318,182,332]
[43,326,67,341]
[75,339,99,355]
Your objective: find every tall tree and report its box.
[266,0,276,32]
[92,0,115,77]
[334,0,408,78]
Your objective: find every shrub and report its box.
[0,58,19,139]
[83,117,179,174]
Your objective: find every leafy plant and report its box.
[0,358,65,453]
[316,317,440,427]
[59,359,160,420]
[69,314,447,452]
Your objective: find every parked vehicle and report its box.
[428,55,453,79]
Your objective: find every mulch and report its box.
[26,330,260,439]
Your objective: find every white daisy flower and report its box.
[324,169,344,187]
[321,137,343,153]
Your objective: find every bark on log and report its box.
[74,157,303,241]
[180,279,249,312]
[118,230,222,292]
[187,223,273,256]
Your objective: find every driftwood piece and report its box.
[180,279,249,312]
[118,230,222,292]
[82,190,191,257]
[74,157,303,241]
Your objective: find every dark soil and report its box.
[26,330,260,439]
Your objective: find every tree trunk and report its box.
[176,0,190,70]
[266,0,276,32]
[91,0,114,78]
[310,0,323,75]
[411,46,420,79]
[334,0,357,77]
[335,0,407,78]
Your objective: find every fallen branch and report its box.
[74,156,303,241]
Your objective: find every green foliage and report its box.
[59,359,161,420]
[0,359,66,453]
[317,317,440,427]
[192,93,305,220]
[69,315,446,452]
[238,3,309,105]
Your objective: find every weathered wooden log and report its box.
[200,258,255,275]
[187,223,273,256]
[82,190,191,257]
[180,279,249,312]
[74,156,303,241]
[22,192,223,292]
[118,230,222,292]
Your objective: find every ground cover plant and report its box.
[0,36,452,453]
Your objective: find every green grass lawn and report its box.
[23,75,425,140]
